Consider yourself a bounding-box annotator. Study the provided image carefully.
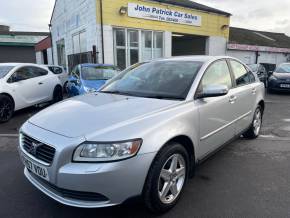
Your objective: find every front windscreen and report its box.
[100,60,203,100]
[0,66,14,79]
[81,66,118,80]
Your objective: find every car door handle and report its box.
[38,82,43,85]
[229,96,237,104]
[252,88,257,94]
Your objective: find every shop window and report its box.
[72,31,87,54]
[114,28,164,70]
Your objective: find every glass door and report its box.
[127,30,139,66]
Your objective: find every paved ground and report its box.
[1,93,290,217]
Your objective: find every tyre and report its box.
[243,106,263,139]
[0,95,14,123]
[63,81,68,94]
[52,86,63,103]
[143,142,189,214]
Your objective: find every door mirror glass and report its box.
[197,84,229,99]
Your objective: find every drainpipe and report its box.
[100,0,105,63]
[255,51,259,64]
[48,24,55,65]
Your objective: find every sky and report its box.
[0,0,290,36]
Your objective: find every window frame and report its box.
[227,59,257,88]
[113,27,165,69]
[7,66,48,83]
[194,59,235,99]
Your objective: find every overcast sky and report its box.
[0,0,290,36]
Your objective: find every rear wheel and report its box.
[0,95,14,123]
[243,106,262,139]
[143,143,189,214]
[52,86,63,103]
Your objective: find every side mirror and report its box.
[197,84,229,99]
[268,71,273,76]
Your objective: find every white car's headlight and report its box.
[73,139,142,162]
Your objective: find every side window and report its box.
[30,67,48,77]
[200,60,232,91]
[8,67,34,83]
[230,60,254,86]
[72,66,80,78]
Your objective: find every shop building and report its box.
[227,27,290,71]
[0,25,48,63]
[50,0,231,70]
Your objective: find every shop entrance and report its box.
[172,33,206,56]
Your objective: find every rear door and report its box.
[197,60,236,157]
[228,59,257,135]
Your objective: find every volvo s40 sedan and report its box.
[18,56,265,213]
[0,63,63,123]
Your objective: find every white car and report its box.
[0,63,63,123]
[42,65,68,88]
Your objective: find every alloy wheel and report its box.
[158,154,186,204]
[0,99,13,122]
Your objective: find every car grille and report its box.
[21,133,56,165]
[29,172,109,202]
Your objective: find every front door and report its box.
[196,60,236,158]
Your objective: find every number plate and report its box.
[22,155,49,181]
[280,84,290,88]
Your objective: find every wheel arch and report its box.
[258,100,265,114]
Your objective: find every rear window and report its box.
[81,66,118,81]
[48,66,63,75]
[0,66,14,78]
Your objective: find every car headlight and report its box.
[84,86,97,93]
[73,139,142,162]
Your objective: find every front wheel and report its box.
[243,106,263,139]
[143,143,189,214]
[0,95,14,123]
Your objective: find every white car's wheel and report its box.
[0,95,14,123]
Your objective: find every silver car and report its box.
[18,56,265,213]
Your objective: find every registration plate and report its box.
[280,84,290,88]
[22,155,49,181]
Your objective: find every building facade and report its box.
[227,27,290,71]
[35,36,54,65]
[0,25,48,63]
[50,0,231,70]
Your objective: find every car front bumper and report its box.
[18,122,156,208]
[268,80,290,91]
[20,149,156,208]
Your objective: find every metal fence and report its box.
[67,50,98,72]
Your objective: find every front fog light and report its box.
[73,140,142,162]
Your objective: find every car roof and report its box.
[0,63,24,67]
[153,55,235,63]
[79,63,116,67]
